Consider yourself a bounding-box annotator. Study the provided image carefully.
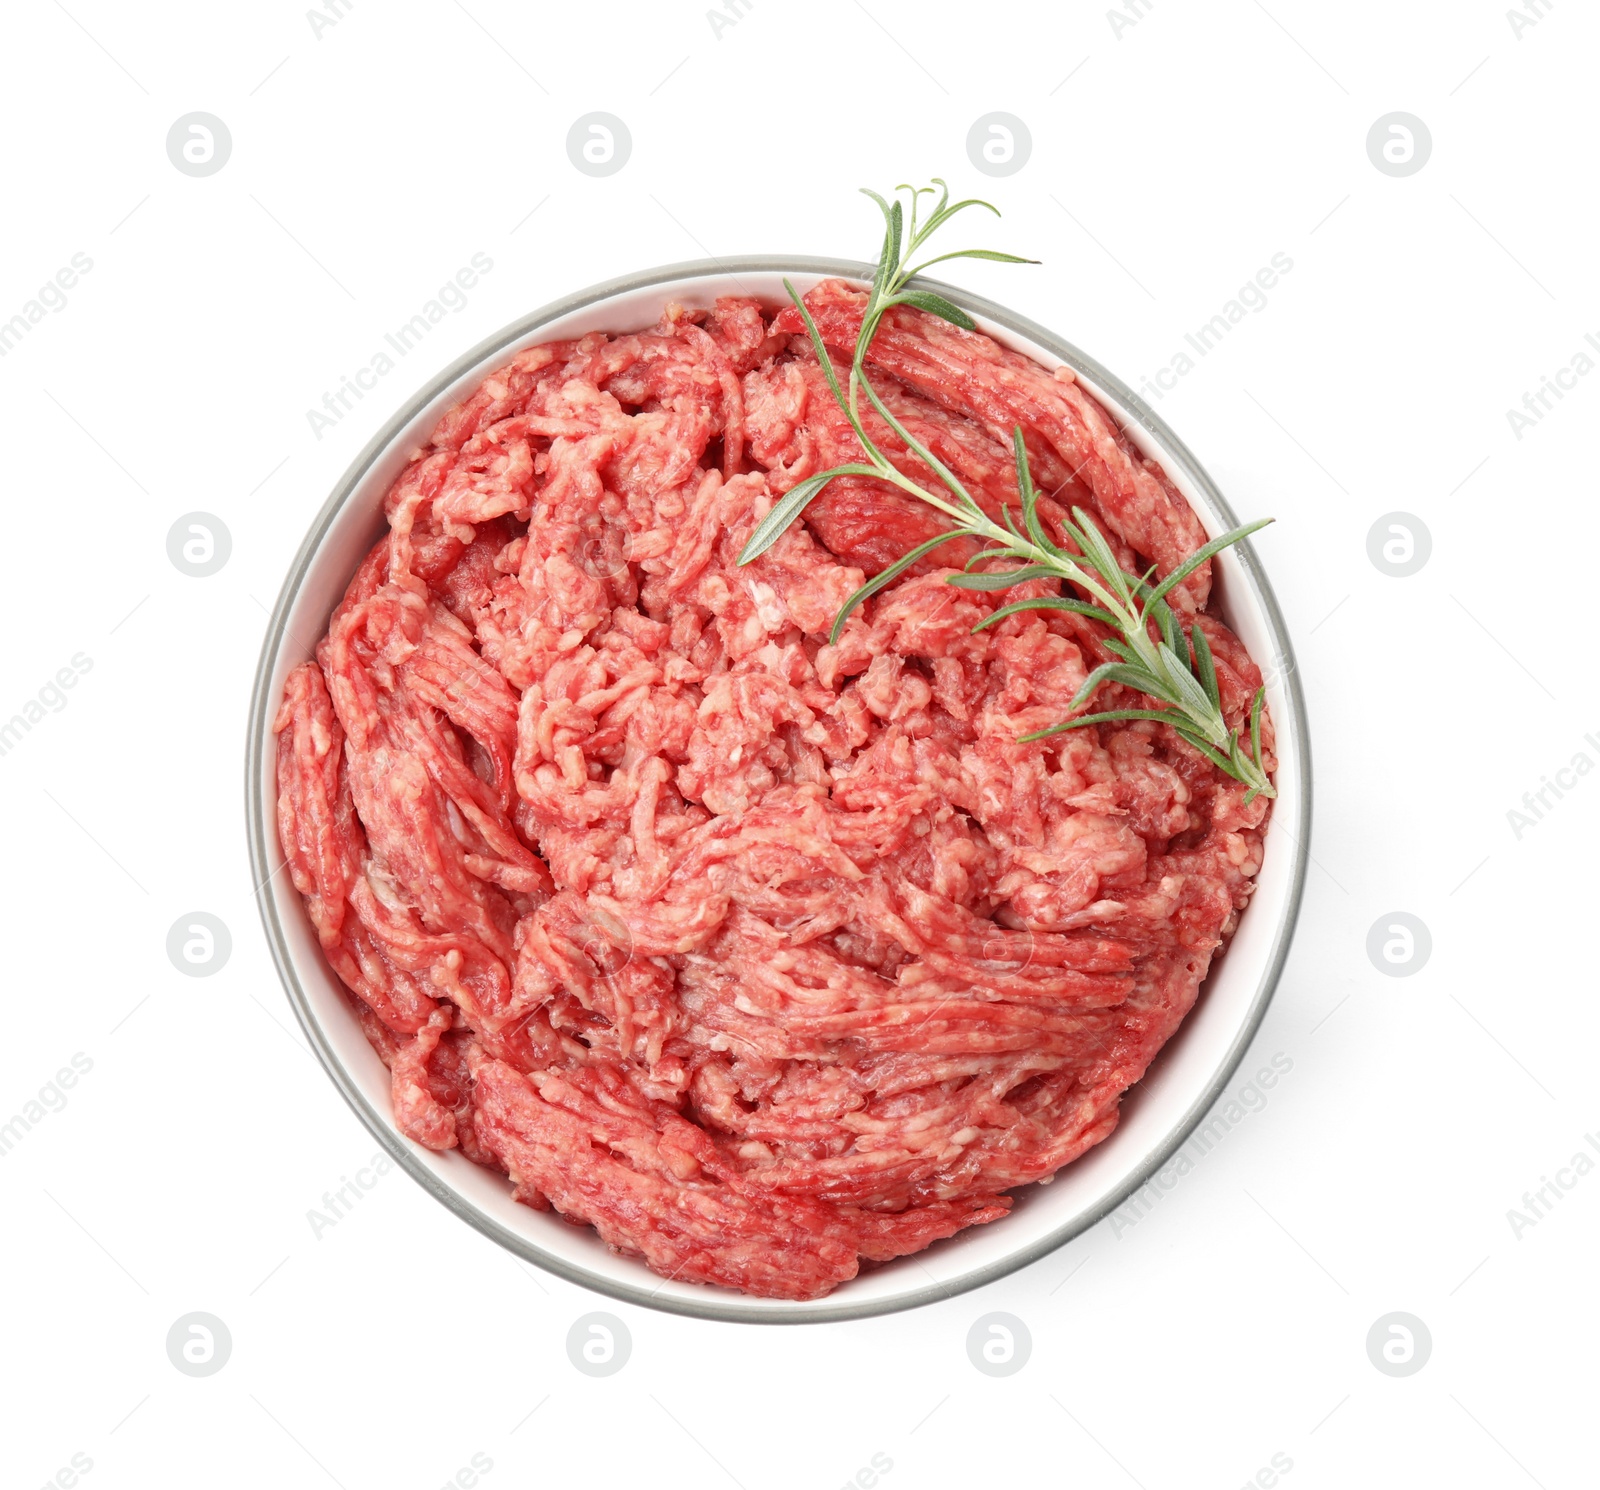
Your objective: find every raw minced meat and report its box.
[274,280,1274,1300]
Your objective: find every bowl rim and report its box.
[246,255,1312,1324]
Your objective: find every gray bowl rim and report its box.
[245,253,1312,1325]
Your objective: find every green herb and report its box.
[736,180,1276,803]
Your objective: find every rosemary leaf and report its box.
[1013,427,1058,557]
[1191,619,1219,707]
[1145,517,1273,606]
[1068,660,1158,711]
[828,530,971,644]
[947,565,1060,591]
[737,463,878,564]
[1156,644,1216,719]
[1022,711,1238,776]
[1227,729,1249,781]
[1154,600,1186,661]
[911,248,1042,272]
[857,367,973,516]
[1068,506,1132,606]
[893,289,977,331]
[970,596,1119,632]
[781,278,853,419]
[921,196,1001,234]
[962,547,1032,570]
[1019,708,1180,740]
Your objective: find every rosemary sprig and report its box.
[736,180,1276,803]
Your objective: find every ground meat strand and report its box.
[275,286,1272,1300]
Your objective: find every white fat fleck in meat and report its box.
[744,577,787,633]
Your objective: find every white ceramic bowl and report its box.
[247,258,1310,1323]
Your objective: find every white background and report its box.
[1,1,1594,1486]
